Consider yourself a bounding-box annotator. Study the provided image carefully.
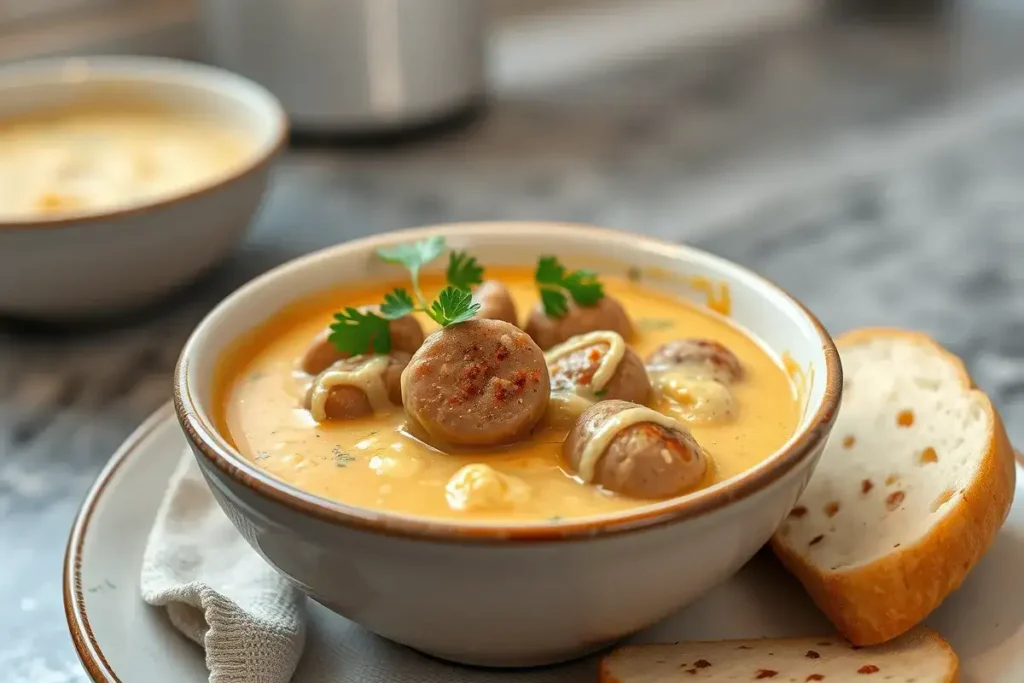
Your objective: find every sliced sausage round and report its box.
[564,399,707,499]
[300,308,424,375]
[304,352,410,421]
[525,296,634,350]
[646,338,743,383]
[546,331,651,405]
[402,319,551,447]
[472,280,518,326]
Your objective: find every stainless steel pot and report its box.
[199,0,487,134]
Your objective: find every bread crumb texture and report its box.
[784,335,987,565]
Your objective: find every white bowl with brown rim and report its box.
[0,56,287,320]
[173,222,842,667]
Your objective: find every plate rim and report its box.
[61,404,1024,683]
[63,402,175,683]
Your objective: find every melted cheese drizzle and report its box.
[309,356,392,421]
[578,406,686,482]
[544,330,628,399]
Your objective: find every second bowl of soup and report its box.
[175,222,841,667]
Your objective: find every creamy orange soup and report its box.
[0,103,250,219]
[216,269,800,522]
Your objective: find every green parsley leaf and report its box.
[332,239,482,346]
[428,286,480,326]
[535,256,565,286]
[535,255,605,317]
[376,236,446,275]
[380,288,416,319]
[539,288,568,318]
[446,251,484,291]
[328,307,391,355]
[562,269,604,305]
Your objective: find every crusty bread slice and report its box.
[771,329,1015,645]
[599,626,957,682]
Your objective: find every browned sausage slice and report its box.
[645,338,743,383]
[472,280,518,326]
[300,309,424,375]
[402,319,550,447]
[545,331,651,404]
[305,353,410,421]
[525,296,634,350]
[563,400,708,499]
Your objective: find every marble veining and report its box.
[5,10,1024,680]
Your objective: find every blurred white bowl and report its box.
[0,56,287,321]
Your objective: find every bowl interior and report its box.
[0,56,284,222]
[180,223,836,526]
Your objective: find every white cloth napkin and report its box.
[138,450,593,683]
[141,451,307,683]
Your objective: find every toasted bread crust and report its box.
[771,328,1016,645]
[598,627,960,682]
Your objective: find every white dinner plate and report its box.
[64,404,1024,682]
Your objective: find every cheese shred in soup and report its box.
[216,270,801,523]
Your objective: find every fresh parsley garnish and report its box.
[376,236,446,306]
[430,287,479,326]
[539,287,569,318]
[376,236,446,275]
[377,237,480,326]
[562,270,603,305]
[535,255,605,318]
[328,238,485,354]
[328,307,392,355]
[380,288,416,319]
[446,250,484,291]
[535,255,565,287]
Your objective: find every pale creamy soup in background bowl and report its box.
[0,56,286,320]
[175,222,842,668]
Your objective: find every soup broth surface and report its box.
[218,269,800,522]
[0,102,250,219]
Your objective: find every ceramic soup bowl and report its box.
[0,56,286,320]
[174,222,842,667]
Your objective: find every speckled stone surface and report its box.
[6,8,1024,681]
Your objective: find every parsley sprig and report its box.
[535,255,604,318]
[328,307,393,354]
[376,235,447,306]
[429,287,478,325]
[446,250,484,291]
[327,237,482,354]
[376,237,481,325]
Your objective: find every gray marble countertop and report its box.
[7,5,1024,681]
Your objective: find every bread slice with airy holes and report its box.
[771,328,1015,646]
[599,626,958,682]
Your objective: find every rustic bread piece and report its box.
[772,329,1015,645]
[599,626,957,682]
